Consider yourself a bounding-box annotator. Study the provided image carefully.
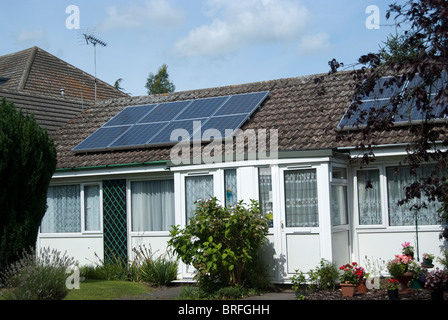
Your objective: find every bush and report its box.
[168,198,269,290]
[133,245,178,285]
[0,247,77,300]
[291,259,339,296]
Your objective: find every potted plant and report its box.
[424,267,447,300]
[353,264,368,293]
[387,254,414,292]
[408,260,424,289]
[386,278,400,300]
[422,253,435,268]
[401,241,415,259]
[339,263,359,297]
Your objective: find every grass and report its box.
[63,280,155,300]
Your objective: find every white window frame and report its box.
[330,164,350,230]
[40,182,103,236]
[127,176,176,237]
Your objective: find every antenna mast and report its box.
[83,33,107,101]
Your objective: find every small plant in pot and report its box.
[422,253,435,267]
[339,263,359,297]
[386,278,400,300]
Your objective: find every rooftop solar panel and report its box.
[337,73,447,129]
[72,91,269,152]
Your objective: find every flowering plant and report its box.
[387,254,413,277]
[386,278,400,290]
[401,242,414,255]
[424,268,447,290]
[339,262,363,284]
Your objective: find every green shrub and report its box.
[0,247,77,300]
[168,198,269,290]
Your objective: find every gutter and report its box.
[55,160,168,173]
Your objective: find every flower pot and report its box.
[395,272,413,293]
[357,279,368,293]
[340,283,356,297]
[411,280,423,289]
[387,289,399,300]
[430,289,444,300]
[423,259,434,268]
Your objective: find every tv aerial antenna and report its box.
[81,29,107,101]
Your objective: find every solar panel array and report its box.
[73,91,269,152]
[337,72,447,129]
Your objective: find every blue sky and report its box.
[0,0,404,97]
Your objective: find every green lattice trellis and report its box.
[103,180,128,264]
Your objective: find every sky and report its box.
[0,0,405,97]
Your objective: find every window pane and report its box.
[41,185,81,233]
[185,175,214,222]
[387,165,439,226]
[284,169,318,227]
[357,170,382,225]
[259,167,273,227]
[131,180,175,231]
[224,169,238,207]
[332,167,347,180]
[332,185,348,226]
[84,185,101,231]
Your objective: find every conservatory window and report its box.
[224,169,238,207]
[131,180,175,232]
[284,169,318,227]
[41,184,101,233]
[259,167,273,227]
[387,165,440,226]
[185,175,214,222]
[357,170,382,225]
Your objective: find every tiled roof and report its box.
[0,46,128,135]
[54,71,414,170]
[0,88,89,135]
[0,47,128,101]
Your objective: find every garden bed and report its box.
[303,288,446,300]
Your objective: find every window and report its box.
[258,167,273,227]
[357,170,382,225]
[331,166,348,226]
[284,169,318,227]
[387,165,440,226]
[131,180,175,232]
[41,184,101,233]
[331,185,348,226]
[185,175,214,222]
[224,169,238,207]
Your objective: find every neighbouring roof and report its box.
[0,47,128,135]
[54,71,415,170]
[0,89,88,135]
[0,47,128,101]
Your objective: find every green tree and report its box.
[0,99,57,269]
[145,64,175,95]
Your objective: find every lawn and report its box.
[64,280,155,300]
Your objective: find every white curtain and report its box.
[41,185,81,233]
[258,167,273,213]
[387,165,439,226]
[284,170,318,227]
[131,180,175,232]
[224,169,238,207]
[185,175,214,222]
[84,185,101,231]
[357,170,382,225]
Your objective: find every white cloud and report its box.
[100,0,185,31]
[15,29,45,44]
[298,32,331,54]
[175,0,311,57]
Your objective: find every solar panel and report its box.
[104,104,157,127]
[337,73,447,129]
[72,91,269,152]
